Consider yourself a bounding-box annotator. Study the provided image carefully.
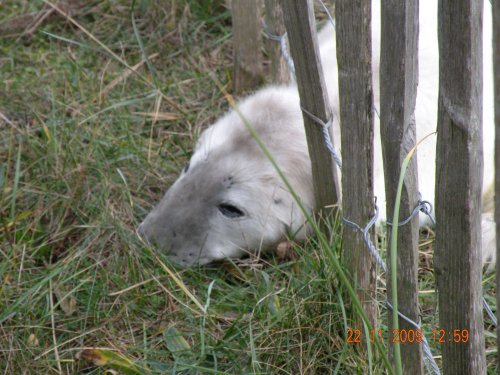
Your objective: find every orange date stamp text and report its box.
[346,328,469,344]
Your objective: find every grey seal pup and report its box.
[138,1,495,267]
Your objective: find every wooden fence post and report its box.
[231,0,264,93]
[435,0,486,373]
[335,0,377,331]
[494,0,500,369]
[280,0,341,221]
[380,1,422,373]
[264,0,290,84]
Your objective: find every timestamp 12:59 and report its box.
[432,329,469,343]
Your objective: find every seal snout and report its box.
[137,213,169,245]
[136,214,203,267]
[136,220,150,244]
[136,218,161,251]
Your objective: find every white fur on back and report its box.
[317,1,494,226]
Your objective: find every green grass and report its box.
[0,1,496,373]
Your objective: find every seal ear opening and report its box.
[218,203,245,218]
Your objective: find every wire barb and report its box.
[300,105,342,168]
[386,198,436,227]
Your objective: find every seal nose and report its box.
[137,217,173,252]
[136,220,151,245]
[137,216,208,267]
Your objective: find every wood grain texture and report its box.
[231,0,264,93]
[335,0,377,331]
[435,0,486,373]
[280,0,341,220]
[264,0,290,84]
[380,1,422,373]
[494,0,500,367]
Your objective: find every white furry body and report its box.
[139,1,495,266]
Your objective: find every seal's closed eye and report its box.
[218,203,245,218]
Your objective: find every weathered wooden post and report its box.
[494,0,500,370]
[435,0,486,373]
[231,0,264,93]
[280,0,341,221]
[335,0,377,330]
[264,0,290,84]
[380,1,422,373]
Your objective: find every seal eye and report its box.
[218,203,245,218]
[183,161,190,173]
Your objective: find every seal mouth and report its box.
[168,254,214,267]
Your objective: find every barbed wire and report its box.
[264,1,497,372]
[262,26,295,78]
[299,106,342,168]
[265,19,441,372]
